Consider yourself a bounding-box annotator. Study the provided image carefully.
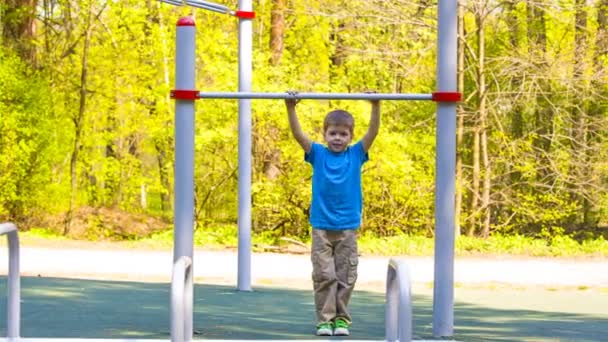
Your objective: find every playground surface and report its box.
[1,244,607,341]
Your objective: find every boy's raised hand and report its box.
[285,90,300,108]
[361,90,380,153]
[364,89,380,106]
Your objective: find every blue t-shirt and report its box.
[305,141,369,230]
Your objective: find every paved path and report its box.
[1,247,607,288]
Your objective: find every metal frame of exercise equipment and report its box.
[166,0,459,338]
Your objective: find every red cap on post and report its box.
[432,92,462,102]
[171,90,199,100]
[177,16,196,26]
[235,11,255,19]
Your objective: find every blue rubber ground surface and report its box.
[1,277,607,341]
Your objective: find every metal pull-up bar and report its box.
[160,0,232,15]
[159,0,256,18]
[171,91,461,102]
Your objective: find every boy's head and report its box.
[323,109,354,134]
[323,109,354,153]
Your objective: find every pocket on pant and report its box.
[347,256,358,284]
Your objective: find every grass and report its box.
[358,231,608,257]
[11,224,608,258]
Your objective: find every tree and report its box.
[527,1,554,183]
[65,1,97,234]
[0,49,53,222]
[455,0,465,237]
[1,0,38,64]
[270,0,285,65]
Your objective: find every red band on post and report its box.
[235,11,255,19]
[177,17,196,27]
[171,90,199,100]
[432,92,462,102]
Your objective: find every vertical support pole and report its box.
[237,0,253,291]
[433,0,457,337]
[5,226,20,338]
[173,16,196,340]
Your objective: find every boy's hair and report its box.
[323,109,354,133]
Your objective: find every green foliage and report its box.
[0,0,607,254]
[21,227,67,240]
[0,49,56,221]
[453,234,608,258]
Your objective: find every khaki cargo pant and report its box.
[311,228,358,324]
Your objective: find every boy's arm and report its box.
[286,98,312,153]
[361,100,380,152]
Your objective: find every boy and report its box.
[285,97,380,336]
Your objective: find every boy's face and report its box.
[324,124,353,152]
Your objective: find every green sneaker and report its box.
[316,322,333,336]
[333,318,350,336]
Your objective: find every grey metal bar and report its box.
[0,222,20,338]
[184,0,231,14]
[171,256,193,342]
[159,0,184,6]
[159,0,232,15]
[197,92,433,101]
[385,259,412,342]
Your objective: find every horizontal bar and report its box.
[159,0,232,15]
[188,0,228,10]
[185,0,231,14]
[159,0,184,6]
[197,92,433,101]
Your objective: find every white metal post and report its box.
[1,222,20,338]
[433,0,457,337]
[237,0,253,292]
[173,16,196,340]
[385,259,413,342]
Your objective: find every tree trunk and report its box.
[150,0,172,212]
[455,0,465,237]
[155,143,172,211]
[269,0,285,65]
[65,3,94,235]
[595,0,607,72]
[503,0,524,226]
[330,22,347,67]
[1,0,38,64]
[527,1,553,183]
[574,0,587,80]
[527,1,547,54]
[572,0,590,226]
[506,0,523,140]
[476,0,491,237]
[505,0,524,154]
[469,123,480,237]
[586,0,608,226]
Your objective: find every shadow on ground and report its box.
[0,277,607,341]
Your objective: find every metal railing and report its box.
[171,256,193,342]
[0,222,20,338]
[385,258,413,342]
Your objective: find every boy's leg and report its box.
[334,229,358,325]
[311,229,338,325]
